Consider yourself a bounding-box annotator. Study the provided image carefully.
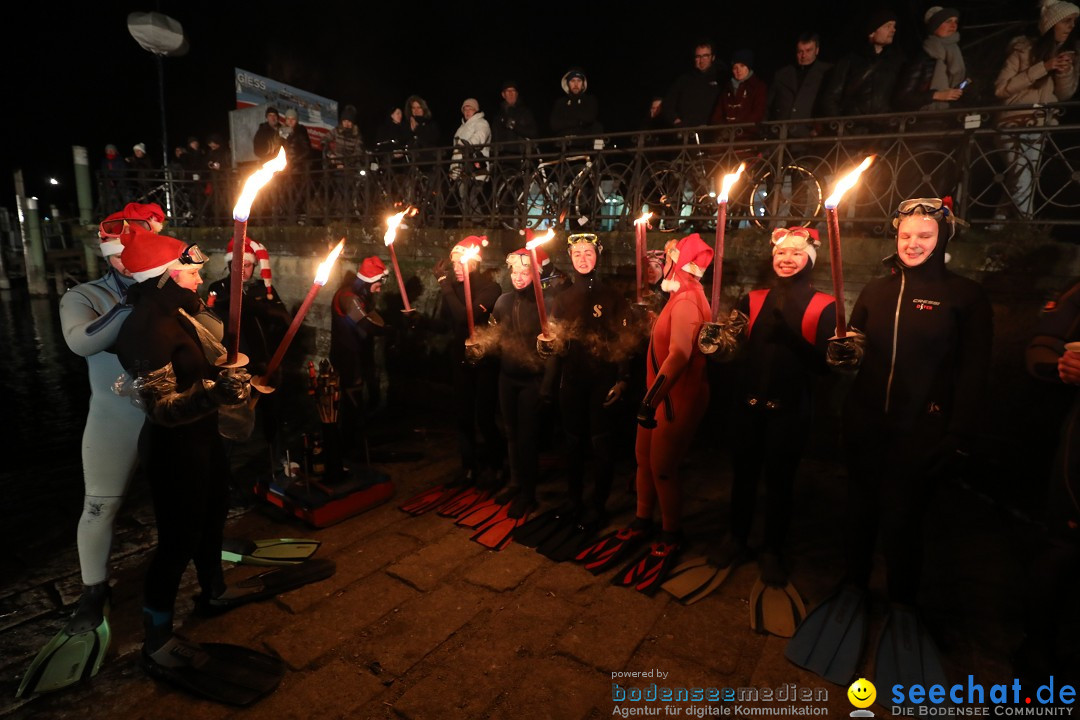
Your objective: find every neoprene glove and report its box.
[636,402,657,429]
[210,369,251,406]
[826,330,866,370]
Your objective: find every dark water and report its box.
[0,289,142,584]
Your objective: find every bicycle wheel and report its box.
[749,164,822,228]
[574,163,631,232]
[494,173,546,230]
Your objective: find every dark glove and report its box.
[826,330,866,370]
[636,402,657,429]
[210,369,251,406]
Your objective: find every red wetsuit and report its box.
[635,276,710,531]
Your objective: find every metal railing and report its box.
[95,102,1080,232]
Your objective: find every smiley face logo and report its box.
[847,678,876,708]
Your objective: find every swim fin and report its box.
[142,636,284,706]
[512,507,567,548]
[538,508,607,562]
[613,535,683,595]
[221,538,320,566]
[16,584,111,697]
[472,497,534,550]
[873,604,950,710]
[575,523,653,574]
[750,578,807,638]
[198,558,336,614]
[439,487,490,519]
[783,585,868,685]
[399,484,452,515]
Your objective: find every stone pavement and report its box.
[0,422,1035,720]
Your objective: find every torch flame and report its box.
[634,211,654,226]
[459,246,481,264]
[233,148,288,221]
[384,207,416,246]
[718,163,746,203]
[314,239,346,286]
[525,228,555,250]
[824,156,875,209]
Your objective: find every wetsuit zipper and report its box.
[885,269,905,413]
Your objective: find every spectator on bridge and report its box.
[491,80,539,157]
[768,32,833,140]
[819,9,905,130]
[451,98,491,226]
[205,134,230,218]
[127,142,155,200]
[663,41,722,129]
[100,144,128,209]
[377,106,411,148]
[324,105,364,170]
[205,135,229,172]
[550,68,602,148]
[894,7,968,113]
[281,109,313,171]
[405,95,441,157]
[180,137,205,178]
[253,106,283,162]
[640,96,668,148]
[994,0,1079,218]
[712,50,768,147]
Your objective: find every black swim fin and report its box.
[198,558,336,614]
[221,538,320,566]
[142,636,284,706]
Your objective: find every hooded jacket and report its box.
[550,70,601,137]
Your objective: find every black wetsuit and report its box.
[1021,279,1080,677]
[844,247,992,603]
[492,286,549,503]
[730,266,835,555]
[438,270,504,481]
[550,269,631,513]
[330,277,388,455]
[114,279,228,618]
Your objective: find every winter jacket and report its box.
[282,123,313,170]
[663,64,722,127]
[253,121,283,161]
[712,74,768,126]
[995,36,1079,125]
[819,44,906,118]
[769,61,833,135]
[451,112,492,179]
[324,124,364,167]
[491,101,538,155]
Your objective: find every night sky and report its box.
[2,0,1026,215]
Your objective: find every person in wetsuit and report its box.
[485,248,551,517]
[113,230,251,660]
[1019,277,1080,680]
[720,228,836,582]
[549,232,632,525]
[831,197,992,606]
[330,256,390,455]
[435,235,505,488]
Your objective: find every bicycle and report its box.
[641,134,823,230]
[493,150,630,231]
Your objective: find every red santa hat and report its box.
[225,235,274,296]
[518,229,552,266]
[357,256,389,283]
[672,233,713,277]
[451,235,489,258]
[770,226,820,266]
[123,202,166,224]
[506,247,549,269]
[121,229,206,282]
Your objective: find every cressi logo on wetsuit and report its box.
[913,298,940,311]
